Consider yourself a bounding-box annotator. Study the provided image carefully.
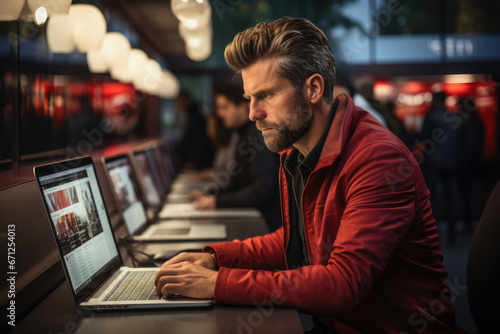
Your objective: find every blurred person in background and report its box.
[174,90,214,171]
[382,100,413,149]
[456,97,485,232]
[419,92,461,243]
[187,110,239,183]
[63,95,99,148]
[333,65,387,127]
[191,83,281,232]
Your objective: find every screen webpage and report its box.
[133,152,162,207]
[106,158,148,235]
[39,164,119,295]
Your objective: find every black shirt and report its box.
[283,102,338,269]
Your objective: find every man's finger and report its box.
[156,275,183,295]
[161,257,187,269]
[161,282,184,297]
[154,263,183,286]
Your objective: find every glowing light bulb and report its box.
[34,7,48,25]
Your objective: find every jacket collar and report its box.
[280,93,360,170]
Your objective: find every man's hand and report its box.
[158,252,218,270]
[194,195,216,210]
[154,252,218,299]
[188,190,204,201]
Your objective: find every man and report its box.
[192,83,281,231]
[155,17,459,333]
[418,92,462,243]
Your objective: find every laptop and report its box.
[33,156,212,310]
[131,148,166,211]
[130,148,262,220]
[102,154,227,242]
[157,202,263,220]
[155,138,176,188]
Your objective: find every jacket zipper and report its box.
[278,166,290,270]
[283,160,313,268]
[300,171,312,264]
[290,170,312,265]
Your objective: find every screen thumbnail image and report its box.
[80,181,104,238]
[110,170,138,212]
[46,188,72,213]
[68,185,79,205]
[53,200,104,256]
[54,211,83,256]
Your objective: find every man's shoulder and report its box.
[347,112,413,160]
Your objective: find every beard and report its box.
[256,91,313,153]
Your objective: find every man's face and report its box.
[242,59,313,153]
[215,95,245,129]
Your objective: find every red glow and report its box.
[374,75,498,159]
[443,83,471,96]
[101,83,135,97]
[402,81,428,94]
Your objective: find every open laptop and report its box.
[130,148,262,220]
[102,154,226,242]
[157,202,263,220]
[33,156,212,310]
[131,148,166,210]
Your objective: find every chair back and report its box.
[467,181,500,333]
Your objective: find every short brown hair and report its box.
[224,17,336,104]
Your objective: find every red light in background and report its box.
[374,75,498,159]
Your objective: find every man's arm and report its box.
[212,143,419,315]
[155,227,286,297]
[156,143,421,316]
[205,227,286,270]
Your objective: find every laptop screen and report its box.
[144,148,167,196]
[132,151,163,207]
[35,158,120,298]
[157,141,176,183]
[153,143,174,193]
[104,156,148,235]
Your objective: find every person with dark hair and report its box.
[174,91,214,171]
[155,17,459,334]
[191,83,281,232]
[382,100,413,148]
[187,110,235,182]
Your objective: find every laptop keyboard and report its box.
[153,227,190,236]
[103,270,160,302]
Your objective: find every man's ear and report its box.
[304,74,324,104]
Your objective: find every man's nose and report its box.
[249,100,266,121]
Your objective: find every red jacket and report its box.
[206,94,458,333]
